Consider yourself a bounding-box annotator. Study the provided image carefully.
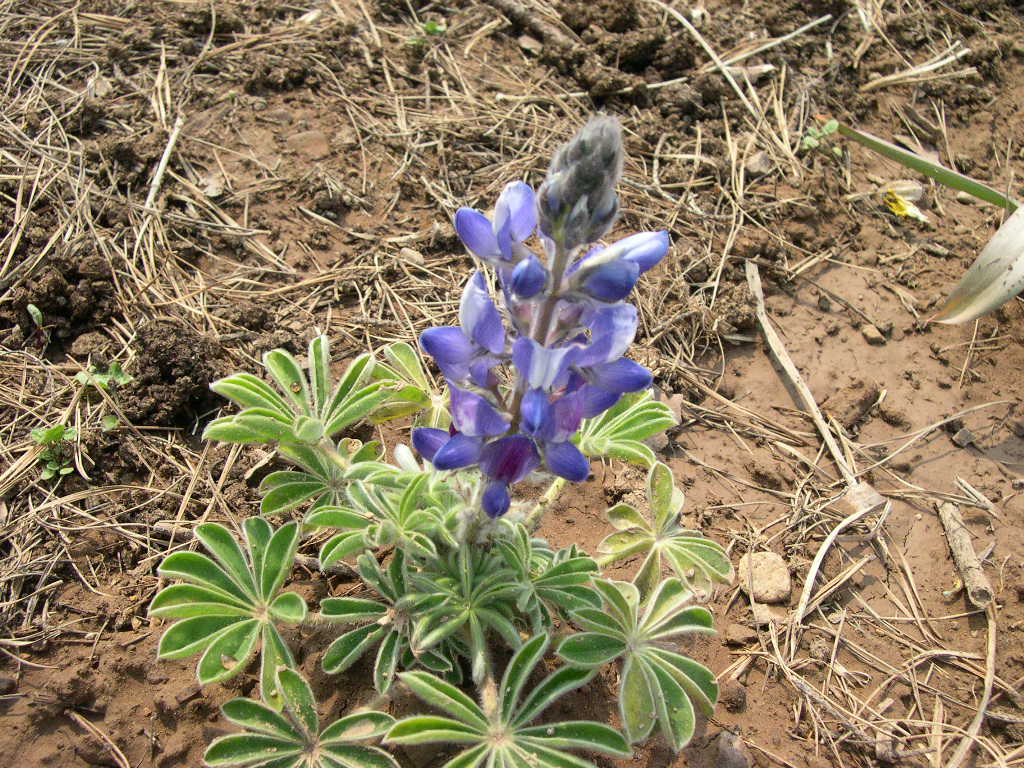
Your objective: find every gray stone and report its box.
[737,551,791,604]
[715,731,750,768]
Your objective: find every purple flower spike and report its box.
[581,260,640,302]
[433,433,484,470]
[494,181,537,260]
[449,385,509,437]
[412,427,449,461]
[510,253,547,298]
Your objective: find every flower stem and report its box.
[525,476,567,531]
[509,239,573,429]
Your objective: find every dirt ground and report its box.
[2,0,1024,766]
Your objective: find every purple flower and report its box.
[420,272,505,386]
[519,388,589,482]
[576,304,638,367]
[454,181,538,269]
[512,337,577,392]
[449,384,509,437]
[569,231,670,302]
[510,254,547,298]
[581,260,640,302]
[479,436,540,517]
[412,427,449,461]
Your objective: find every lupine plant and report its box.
[148,115,733,768]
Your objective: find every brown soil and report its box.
[2,0,1024,766]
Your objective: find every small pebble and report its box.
[861,324,886,346]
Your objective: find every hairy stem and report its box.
[525,477,567,532]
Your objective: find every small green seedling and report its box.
[26,303,44,329]
[31,424,77,481]
[801,119,842,157]
[76,361,133,390]
[422,20,446,36]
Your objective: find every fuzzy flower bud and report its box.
[537,115,624,251]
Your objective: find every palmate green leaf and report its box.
[260,472,326,516]
[270,592,308,623]
[261,624,297,711]
[265,349,311,415]
[319,531,370,567]
[557,577,719,751]
[398,671,487,728]
[597,462,732,596]
[517,722,630,756]
[384,716,484,745]
[374,630,401,694]
[206,335,393,453]
[387,635,629,768]
[576,390,676,467]
[197,619,261,685]
[208,667,398,768]
[222,698,301,740]
[148,584,252,618]
[497,526,599,632]
[499,633,547,723]
[647,657,696,751]
[370,342,450,427]
[210,373,294,420]
[204,733,302,766]
[320,712,395,743]
[148,521,305,707]
[279,667,319,736]
[319,551,449,694]
[321,597,388,623]
[646,647,718,717]
[157,615,242,659]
